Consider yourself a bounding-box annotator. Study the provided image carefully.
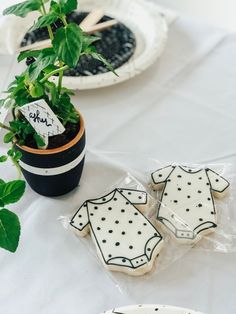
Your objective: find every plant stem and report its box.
[61,15,68,26]
[0,122,11,132]
[40,65,69,83]
[40,0,54,41]
[10,157,22,179]
[58,62,64,94]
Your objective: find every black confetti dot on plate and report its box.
[115,242,120,246]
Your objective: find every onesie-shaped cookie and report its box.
[151,165,230,244]
[102,304,205,314]
[70,188,163,276]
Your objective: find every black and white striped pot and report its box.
[15,114,86,197]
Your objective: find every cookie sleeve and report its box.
[151,165,175,188]
[70,202,90,236]
[206,169,230,197]
[118,189,147,204]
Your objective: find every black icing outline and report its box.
[151,165,175,185]
[71,188,163,270]
[155,166,227,240]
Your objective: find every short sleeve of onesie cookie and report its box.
[118,189,147,204]
[151,165,175,185]
[206,169,230,193]
[70,202,90,232]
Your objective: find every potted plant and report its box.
[0,0,115,252]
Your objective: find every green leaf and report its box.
[45,81,58,105]
[82,35,100,51]
[0,180,26,206]
[14,151,23,162]
[0,179,5,185]
[3,0,41,18]
[90,52,118,76]
[31,12,59,31]
[29,81,44,98]
[18,50,40,62]
[53,23,83,67]
[4,132,14,144]
[0,156,7,163]
[7,149,14,157]
[34,133,45,148]
[59,0,78,14]
[28,48,57,81]
[0,208,20,252]
[0,99,5,107]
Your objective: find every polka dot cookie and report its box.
[151,165,230,244]
[70,189,163,276]
[101,304,205,314]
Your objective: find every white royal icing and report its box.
[151,165,230,243]
[102,304,205,314]
[70,189,163,275]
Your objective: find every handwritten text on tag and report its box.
[19,99,65,146]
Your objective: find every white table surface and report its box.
[0,11,236,314]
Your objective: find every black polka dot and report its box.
[128,192,132,195]
[174,200,178,203]
[216,179,219,182]
[115,242,120,246]
[198,204,202,207]
[199,218,203,221]
[129,246,133,249]
[115,220,119,224]
[108,207,112,210]
[206,183,210,186]
[121,209,125,213]
[129,220,133,224]
[186,208,190,212]
[198,190,202,193]
[108,230,113,233]
[90,213,94,216]
[189,169,192,172]
[177,175,182,178]
[178,188,181,191]
[154,233,158,236]
[167,179,171,182]
[208,198,211,201]
[138,231,142,235]
[187,195,191,198]
[158,174,163,177]
[147,248,151,251]
[134,212,138,216]
[102,240,106,243]
[79,223,83,226]
[121,231,126,235]
[114,198,117,201]
[97,227,101,230]
[101,217,106,221]
[199,177,202,180]
[143,223,147,226]
[188,182,191,185]
[108,254,112,258]
[211,211,215,215]
[78,215,82,218]
[138,196,142,199]
[122,259,126,263]
[126,201,129,205]
[94,206,98,210]
[102,198,106,201]
[164,192,168,196]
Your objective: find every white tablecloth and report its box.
[0,11,236,314]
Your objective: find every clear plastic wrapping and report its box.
[59,150,236,295]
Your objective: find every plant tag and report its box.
[19,99,65,148]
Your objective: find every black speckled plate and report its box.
[15,0,168,89]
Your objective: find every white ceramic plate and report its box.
[13,0,168,90]
[101,304,206,314]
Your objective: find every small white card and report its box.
[19,99,65,147]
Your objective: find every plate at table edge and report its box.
[100,304,206,314]
[13,0,168,90]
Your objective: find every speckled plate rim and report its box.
[13,0,168,90]
[101,304,206,314]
